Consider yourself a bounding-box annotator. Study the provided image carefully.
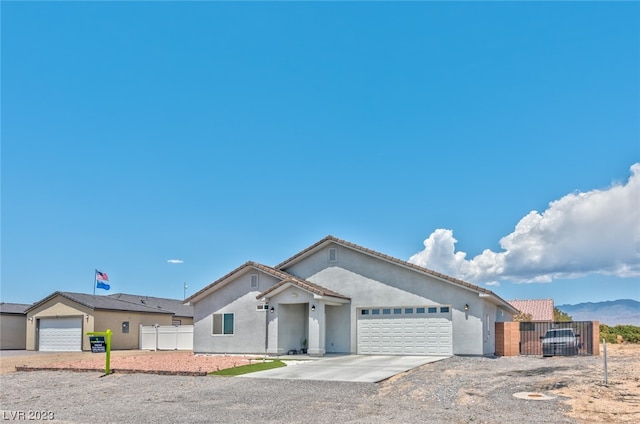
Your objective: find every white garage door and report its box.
[357,306,452,356]
[39,318,82,352]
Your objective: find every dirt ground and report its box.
[2,344,638,423]
[550,343,640,423]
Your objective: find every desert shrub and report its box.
[514,311,533,322]
[554,307,572,322]
[599,324,640,343]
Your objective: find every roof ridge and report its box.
[256,276,350,300]
[185,261,302,303]
[276,235,515,309]
[26,291,176,314]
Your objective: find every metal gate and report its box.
[519,321,595,356]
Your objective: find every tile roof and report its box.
[509,299,554,321]
[25,292,176,315]
[187,236,518,313]
[107,293,194,317]
[277,235,517,312]
[186,261,346,303]
[0,302,32,314]
[256,277,350,300]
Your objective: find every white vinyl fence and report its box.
[140,325,193,350]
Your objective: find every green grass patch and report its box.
[208,359,287,376]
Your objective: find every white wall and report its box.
[266,288,314,355]
[283,243,498,355]
[277,303,306,353]
[194,242,514,356]
[193,269,279,354]
[325,304,350,353]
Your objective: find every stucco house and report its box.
[25,292,193,351]
[0,303,30,350]
[187,236,518,356]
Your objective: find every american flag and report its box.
[95,270,109,281]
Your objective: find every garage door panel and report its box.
[39,318,82,352]
[358,307,452,356]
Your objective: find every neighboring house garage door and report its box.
[357,306,453,356]
[39,317,82,351]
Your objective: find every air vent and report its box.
[328,248,337,262]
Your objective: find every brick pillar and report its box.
[495,322,520,356]
[592,321,600,356]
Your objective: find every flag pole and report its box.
[93,269,97,295]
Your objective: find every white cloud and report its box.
[409,163,640,284]
[167,259,184,264]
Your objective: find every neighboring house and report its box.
[187,236,519,357]
[509,299,554,322]
[107,293,194,326]
[25,292,194,351]
[0,303,30,350]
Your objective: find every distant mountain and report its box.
[557,299,640,326]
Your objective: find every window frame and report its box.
[212,313,235,335]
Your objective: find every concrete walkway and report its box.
[239,354,449,383]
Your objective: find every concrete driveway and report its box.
[239,354,449,383]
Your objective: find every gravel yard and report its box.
[1,345,638,423]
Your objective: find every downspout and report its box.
[264,298,269,356]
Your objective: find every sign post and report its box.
[86,329,112,375]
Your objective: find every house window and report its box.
[256,304,269,311]
[382,308,391,315]
[361,309,369,315]
[428,307,437,313]
[328,248,337,262]
[416,307,425,314]
[405,308,414,314]
[440,306,450,313]
[372,309,380,315]
[122,321,129,333]
[393,308,402,314]
[213,313,234,335]
[250,274,259,289]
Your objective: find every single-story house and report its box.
[25,292,193,351]
[509,299,554,321]
[0,303,31,350]
[107,293,194,326]
[186,236,519,357]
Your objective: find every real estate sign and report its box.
[89,336,106,353]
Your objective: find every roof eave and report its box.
[25,291,96,314]
[277,235,516,313]
[186,262,295,304]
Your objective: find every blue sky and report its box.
[2,2,638,306]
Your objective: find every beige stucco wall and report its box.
[173,316,193,325]
[93,310,173,350]
[26,295,179,351]
[0,314,27,350]
[26,296,93,351]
